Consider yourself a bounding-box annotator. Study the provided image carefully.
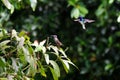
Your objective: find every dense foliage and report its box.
[0,0,120,80]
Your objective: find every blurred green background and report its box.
[0,0,120,80]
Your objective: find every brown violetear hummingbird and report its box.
[51,35,63,47]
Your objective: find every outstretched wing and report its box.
[84,19,95,23]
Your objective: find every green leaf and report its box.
[71,8,79,18]
[22,47,31,63]
[0,40,10,47]
[117,15,120,23]
[108,0,114,4]
[68,0,78,6]
[105,63,113,71]
[50,46,59,56]
[26,56,37,76]
[17,37,25,49]
[108,36,113,46]
[23,76,34,80]
[95,5,105,16]
[60,59,69,73]
[11,58,18,72]
[34,46,42,52]
[50,60,60,77]
[44,54,49,64]
[67,60,79,70]
[11,29,20,40]
[79,6,88,16]
[29,0,37,11]
[115,31,120,37]
[49,67,58,80]
[38,61,46,77]
[1,0,14,13]
[0,57,6,67]
[39,40,46,46]
[0,78,7,80]
[59,49,67,58]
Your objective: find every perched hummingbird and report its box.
[51,35,63,47]
[74,16,95,29]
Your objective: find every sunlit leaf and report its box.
[117,15,120,23]
[17,37,25,49]
[1,0,14,13]
[60,59,69,73]
[0,57,6,67]
[50,60,60,77]
[29,0,37,11]
[11,58,18,72]
[67,0,78,6]
[49,67,58,80]
[7,75,14,80]
[23,76,34,80]
[59,49,67,58]
[0,78,7,80]
[50,46,59,56]
[39,40,46,46]
[71,8,79,18]
[11,29,20,40]
[79,6,88,16]
[109,0,114,4]
[44,54,49,64]
[105,63,113,71]
[0,40,10,47]
[22,47,31,63]
[34,46,42,52]
[26,56,37,76]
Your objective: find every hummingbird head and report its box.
[51,35,57,38]
[78,16,83,21]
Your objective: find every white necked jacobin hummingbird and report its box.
[74,16,95,29]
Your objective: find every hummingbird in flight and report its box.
[51,35,63,47]
[74,16,95,29]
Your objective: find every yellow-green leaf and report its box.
[71,8,79,18]
[49,67,58,80]
[50,60,60,77]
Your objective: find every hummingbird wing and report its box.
[84,19,95,23]
[74,19,79,21]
